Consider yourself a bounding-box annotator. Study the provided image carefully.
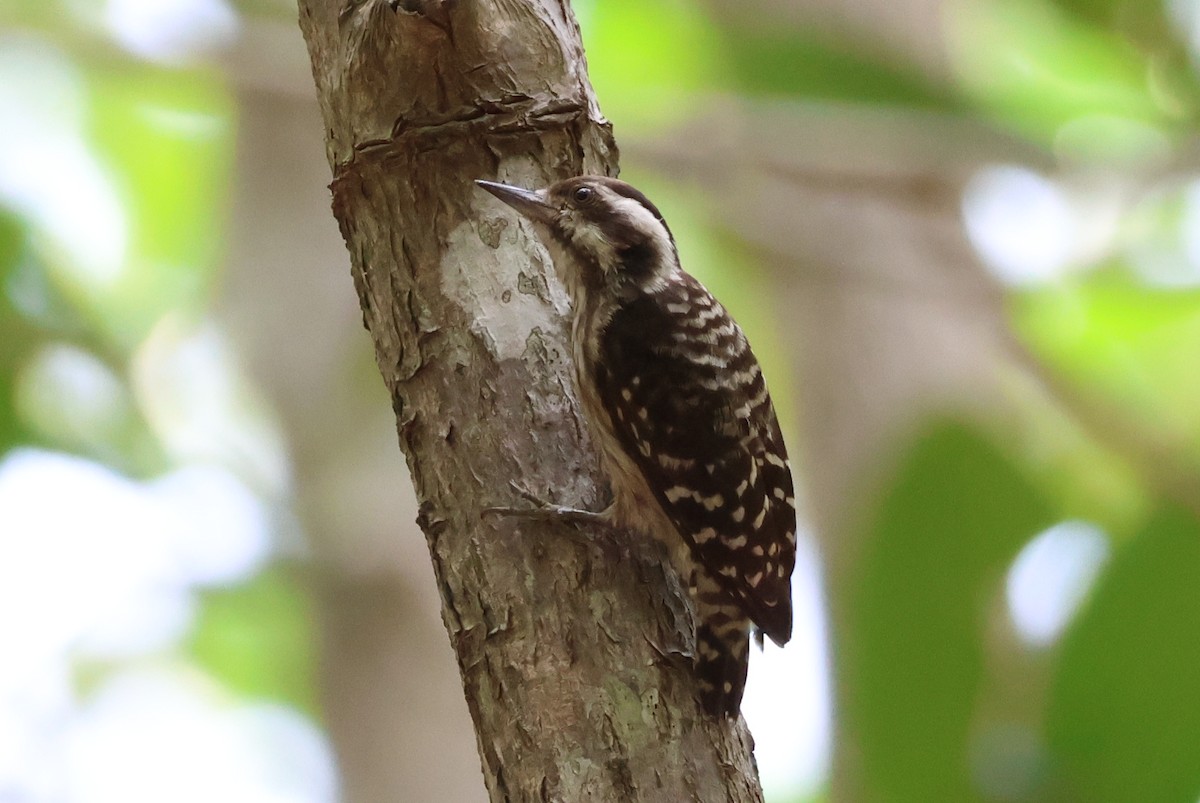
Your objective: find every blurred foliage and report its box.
[1049,507,1200,802]
[846,424,1055,802]
[950,0,1186,143]
[0,212,32,451]
[722,29,960,111]
[1015,278,1200,467]
[576,0,728,133]
[85,62,234,348]
[0,2,319,789]
[190,565,319,716]
[6,0,1200,800]
[581,0,1200,800]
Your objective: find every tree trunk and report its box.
[296,2,764,800]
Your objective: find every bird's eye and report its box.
[573,186,594,204]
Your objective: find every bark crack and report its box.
[335,96,589,177]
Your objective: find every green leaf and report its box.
[1047,507,1200,801]
[844,422,1054,801]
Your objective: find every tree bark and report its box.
[297,2,763,800]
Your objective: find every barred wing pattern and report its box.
[595,272,797,646]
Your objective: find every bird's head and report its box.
[476,176,678,296]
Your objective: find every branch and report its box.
[297,1,764,799]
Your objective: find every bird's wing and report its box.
[595,274,796,644]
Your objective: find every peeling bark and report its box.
[297,1,764,800]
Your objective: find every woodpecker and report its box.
[477,176,796,717]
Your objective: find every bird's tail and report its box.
[694,587,752,718]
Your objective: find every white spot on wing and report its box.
[665,486,691,503]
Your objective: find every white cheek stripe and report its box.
[608,194,674,264]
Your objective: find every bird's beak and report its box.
[475,180,556,224]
